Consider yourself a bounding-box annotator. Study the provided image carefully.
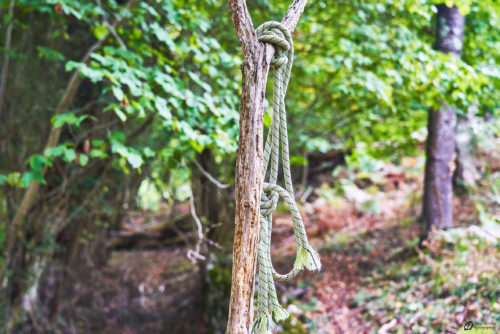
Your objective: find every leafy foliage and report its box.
[254,0,499,161]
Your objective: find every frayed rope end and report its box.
[294,244,321,272]
[272,304,289,322]
[252,313,275,334]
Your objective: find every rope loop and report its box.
[256,21,292,69]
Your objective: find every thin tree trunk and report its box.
[0,0,15,117]
[422,4,464,236]
[225,1,307,333]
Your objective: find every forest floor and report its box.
[66,163,500,334]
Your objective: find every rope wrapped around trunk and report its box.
[253,21,321,334]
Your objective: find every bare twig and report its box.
[187,195,205,263]
[97,0,127,49]
[104,21,127,49]
[204,237,223,250]
[193,159,230,189]
[299,186,313,203]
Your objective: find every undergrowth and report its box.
[359,229,500,333]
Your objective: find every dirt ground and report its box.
[65,166,478,333]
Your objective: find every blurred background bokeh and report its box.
[0,0,498,333]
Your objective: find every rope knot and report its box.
[256,21,292,68]
[260,183,279,216]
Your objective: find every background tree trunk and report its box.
[0,0,15,117]
[422,4,464,236]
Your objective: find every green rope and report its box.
[253,21,321,334]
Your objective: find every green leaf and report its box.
[93,25,109,41]
[52,113,74,128]
[290,155,308,166]
[90,149,108,159]
[114,107,127,122]
[79,154,89,166]
[264,112,272,128]
[29,155,45,172]
[112,86,124,101]
[63,149,76,162]
[110,131,126,143]
[20,171,44,187]
[37,46,65,61]
[143,147,156,158]
[45,145,68,158]
[126,152,142,168]
[51,113,88,128]
[155,97,171,121]
[21,172,34,187]
[92,139,105,147]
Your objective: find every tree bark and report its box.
[0,0,15,118]
[422,4,464,236]
[423,106,456,230]
[225,1,307,333]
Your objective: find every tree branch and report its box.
[227,0,257,51]
[282,0,308,32]
[186,195,206,263]
[261,0,308,67]
[193,159,231,189]
[227,0,307,52]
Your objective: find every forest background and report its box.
[0,0,499,333]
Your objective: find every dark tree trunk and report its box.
[434,5,465,56]
[422,4,464,236]
[423,106,456,230]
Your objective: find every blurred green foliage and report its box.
[283,0,499,160]
[0,0,498,193]
[0,0,240,192]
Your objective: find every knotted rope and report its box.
[253,21,321,334]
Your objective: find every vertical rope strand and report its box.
[253,21,321,333]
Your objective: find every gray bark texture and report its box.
[423,4,464,233]
[225,1,307,333]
